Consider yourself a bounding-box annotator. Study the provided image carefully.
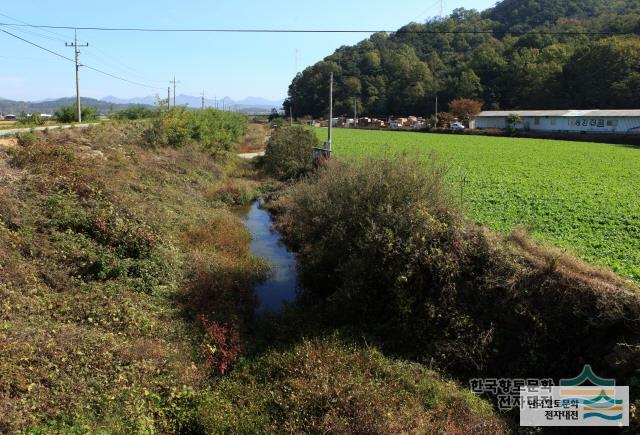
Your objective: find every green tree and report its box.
[54,105,97,123]
[262,126,319,180]
[565,37,640,108]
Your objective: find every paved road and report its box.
[0,123,98,137]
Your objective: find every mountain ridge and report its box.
[0,95,284,115]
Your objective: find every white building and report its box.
[471,110,640,134]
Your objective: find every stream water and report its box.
[237,200,299,314]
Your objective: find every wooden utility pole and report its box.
[327,72,333,152]
[65,30,88,122]
[170,76,180,108]
[353,97,357,128]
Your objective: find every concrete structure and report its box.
[471,110,640,134]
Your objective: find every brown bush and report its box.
[199,316,241,375]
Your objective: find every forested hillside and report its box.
[284,0,640,117]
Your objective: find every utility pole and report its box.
[435,95,438,127]
[201,90,206,110]
[214,96,217,110]
[65,30,88,122]
[327,72,333,152]
[289,106,293,126]
[169,76,180,108]
[354,97,357,128]
[167,87,171,109]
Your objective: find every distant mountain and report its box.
[102,95,158,106]
[0,97,135,115]
[0,94,284,116]
[103,94,284,110]
[236,96,284,107]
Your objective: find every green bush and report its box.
[275,156,640,385]
[16,131,37,147]
[112,105,157,120]
[16,112,45,126]
[54,105,97,123]
[188,109,248,151]
[262,126,319,180]
[142,108,247,150]
[142,107,191,148]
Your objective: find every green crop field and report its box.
[317,128,640,282]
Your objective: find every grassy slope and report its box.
[0,124,265,432]
[0,124,504,433]
[322,128,640,281]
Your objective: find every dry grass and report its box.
[237,122,269,153]
[200,337,507,434]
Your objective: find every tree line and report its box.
[284,0,640,118]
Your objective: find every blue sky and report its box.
[0,0,496,101]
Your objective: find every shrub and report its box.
[275,156,640,387]
[112,105,157,120]
[188,109,248,151]
[197,338,506,433]
[262,126,319,180]
[142,107,191,148]
[16,131,37,147]
[199,316,241,375]
[142,108,247,150]
[16,112,45,126]
[54,105,97,122]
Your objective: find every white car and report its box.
[451,122,465,130]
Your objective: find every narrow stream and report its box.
[238,199,299,314]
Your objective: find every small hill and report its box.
[0,97,134,115]
[284,0,640,117]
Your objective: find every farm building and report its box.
[471,110,640,134]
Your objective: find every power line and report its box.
[0,22,635,35]
[0,26,164,89]
[0,27,75,62]
[0,10,70,41]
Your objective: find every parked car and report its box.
[451,122,465,130]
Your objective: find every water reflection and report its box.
[238,200,299,314]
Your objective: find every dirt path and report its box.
[237,151,265,159]
[0,123,98,137]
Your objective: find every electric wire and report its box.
[0,27,164,89]
[0,21,634,36]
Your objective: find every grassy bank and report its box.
[0,121,265,431]
[269,155,640,429]
[0,121,504,432]
[319,128,640,282]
